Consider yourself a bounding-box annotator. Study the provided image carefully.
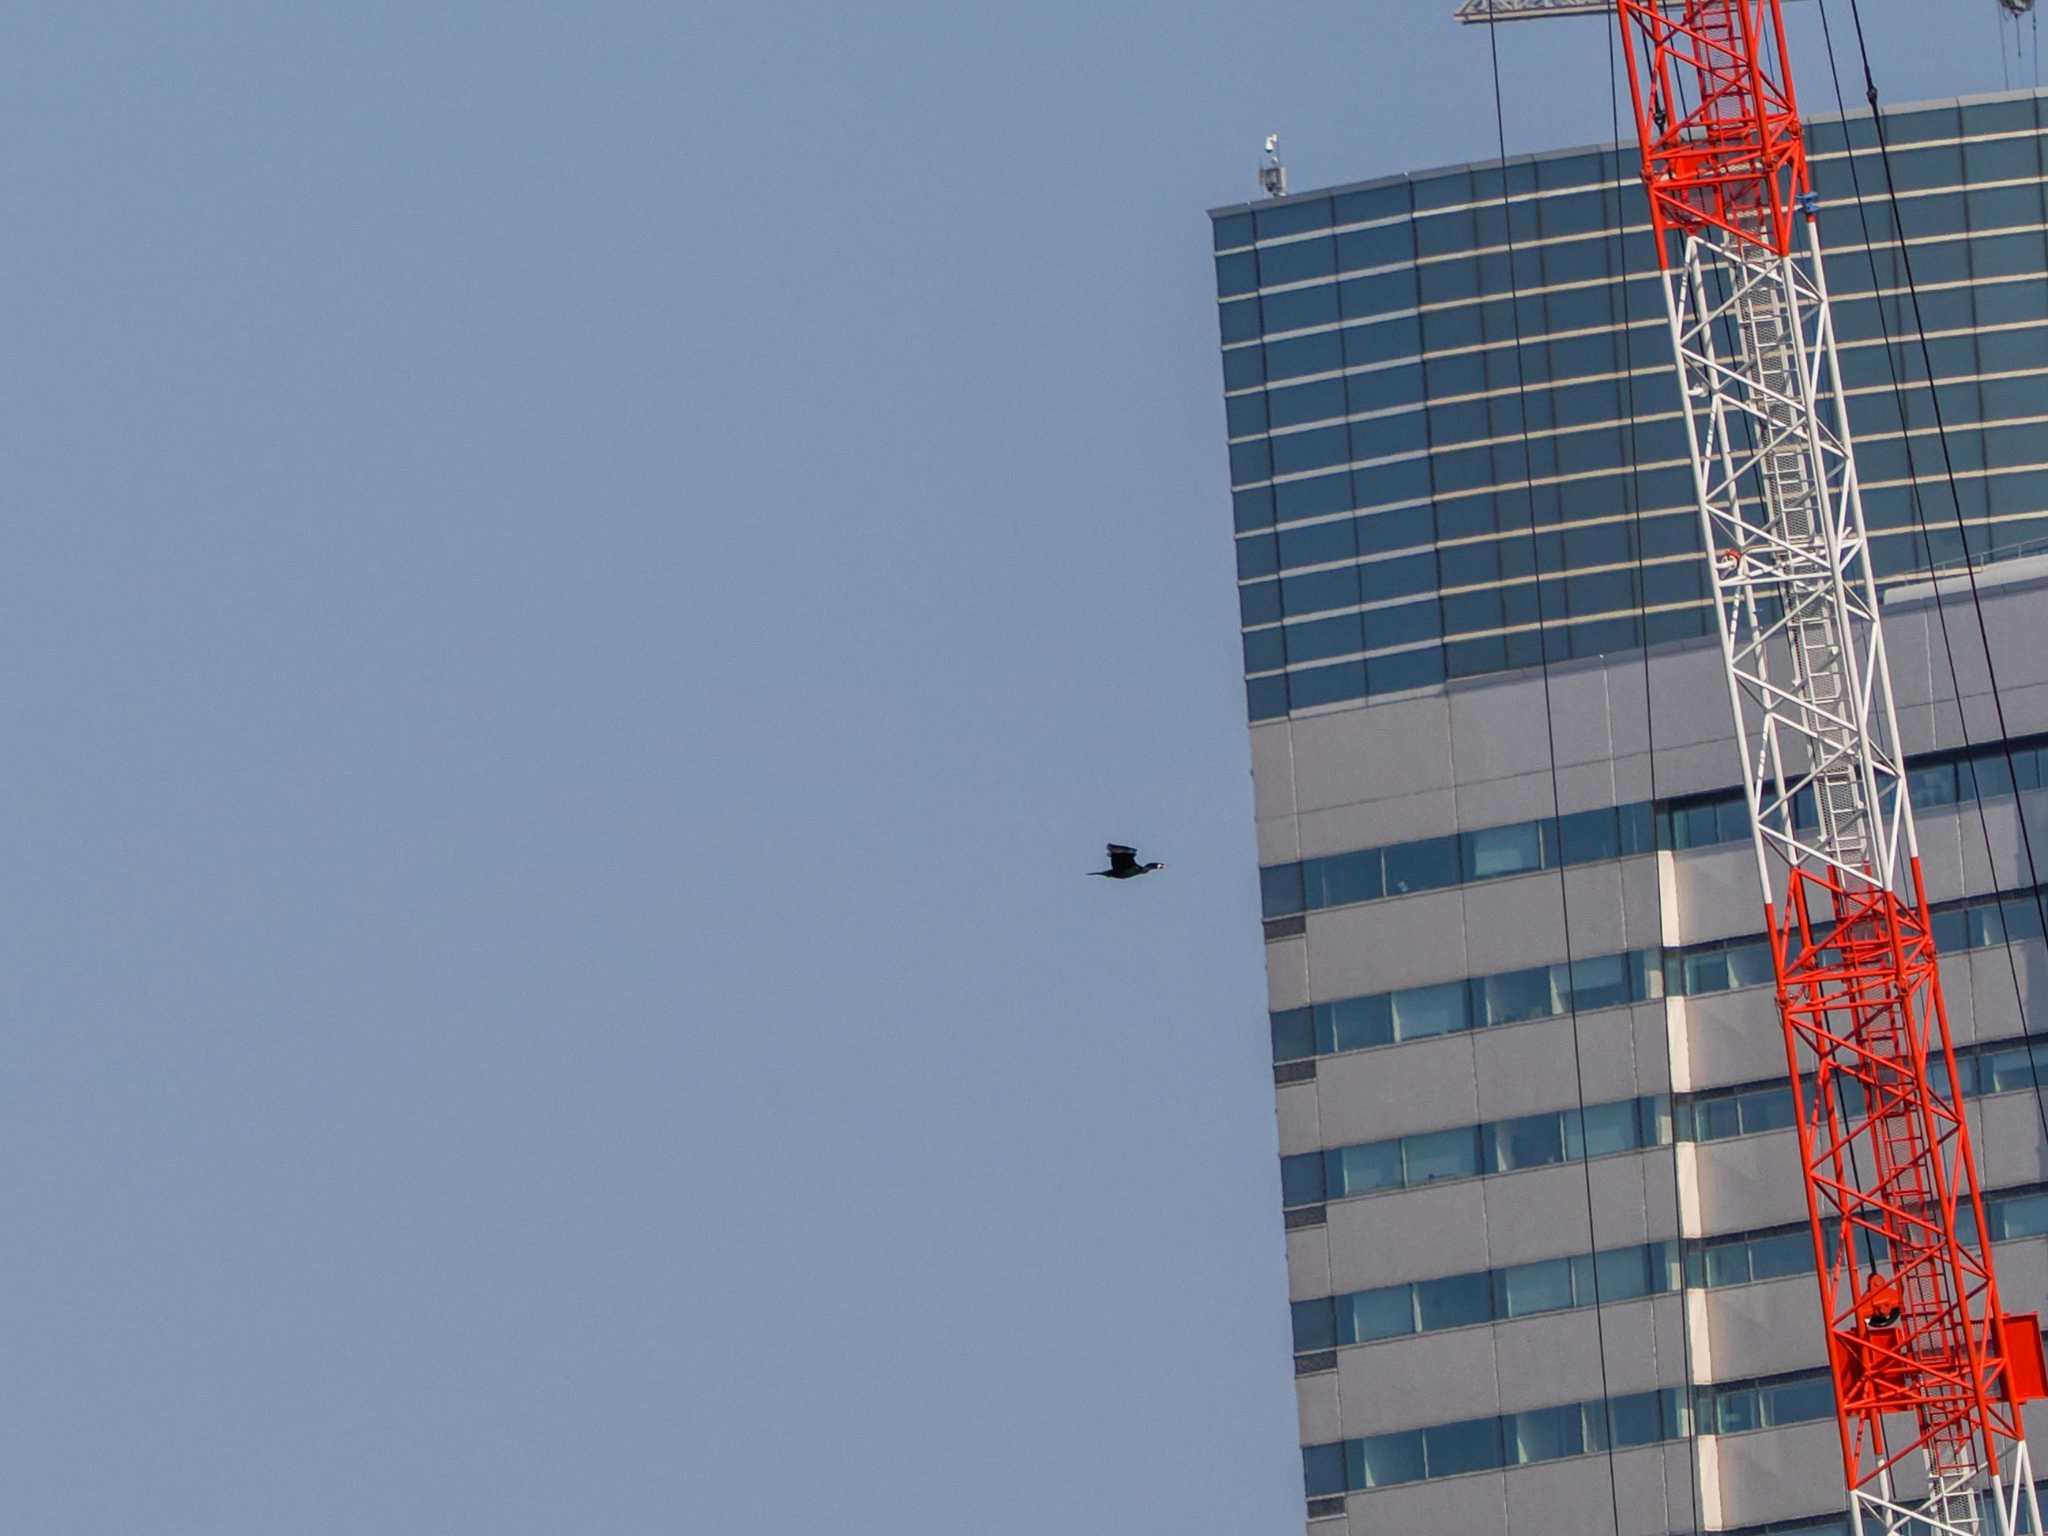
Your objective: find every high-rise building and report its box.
[1209,89,2048,1535]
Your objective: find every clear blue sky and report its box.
[0,4,2023,1531]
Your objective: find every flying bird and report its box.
[1092,843,1164,880]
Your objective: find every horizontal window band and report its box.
[1258,732,2048,925]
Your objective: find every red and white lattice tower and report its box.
[1612,4,2048,1531]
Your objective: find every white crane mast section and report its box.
[1663,218,1915,907]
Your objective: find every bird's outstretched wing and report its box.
[1106,843,1139,874]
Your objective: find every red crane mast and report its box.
[1610,4,2047,1531]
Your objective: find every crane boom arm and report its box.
[1610,4,2046,1532]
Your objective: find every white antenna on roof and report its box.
[1259,134,1287,199]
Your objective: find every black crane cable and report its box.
[1808,4,2048,1523]
[1813,0,2048,1162]
[1484,8,1629,1529]
[1603,19,1711,1535]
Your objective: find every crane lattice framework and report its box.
[1606,3,2048,1531]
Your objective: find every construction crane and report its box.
[1598,3,2048,1531]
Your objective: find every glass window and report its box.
[1281,565,1359,617]
[1970,751,2016,801]
[1568,952,1632,1012]
[1212,212,1254,251]
[1649,1239,1682,1293]
[1353,453,1431,513]
[1339,263,1419,316]
[1463,821,1546,880]
[1492,1111,1567,1172]
[1335,219,1413,270]
[1365,598,1440,650]
[1292,1298,1337,1352]
[1303,849,1382,909]
[1681,948,1731,995]
[1383,834,1459,896]
[1281,1153,1326,1206]
[1556,807,1622,865]
[1325,993,1394,1053]
[1703,1240,1751,1288]
[1666,798,1721,850]
[1274,470,1352,524]
[1415,1271,1493,1332]
[1261,236,1337,286]
[1356,504,1435,557]
[1478,964,1561,1027]
[1628,949,1664,1004]
[1277,518,1359,577]
[1507,1404,1584,1465]
[2015,745,2046,793]
[1330,1139,1403,1199]
[1717,795,1752,843]
[2005,896,2047,944]
[1270,1007,1316,1063]
[1222,346,1266,394]
[1969,901,2007,951]
[1255,198,1333,239]
[1587,1245,1653,1303]
[1342,1284,1417,1344]
[1982,1045,2041,1095]
[1259,863,1304,920]
[1403,1126,1481,1186]
[1333,182,1410,225]
[1218,298,1262,346]
[1995,1190,2048,1242]
[1228,437,1272,486]
[1911,760,1959,809]
[1354,1429,1425,1489]
[1567,1098,1643,1160]
[1265,329,1343,383]
[1423,1417,1503,1479]
[1246,674,1287,721]
[1761,1375,1834,1428]
[1497,1255,1575,1317]
[1392,979,1470,1041]
[1272,425,1349,479]
[1370,645,1446,696]
[1711,1385,1760,1435]
[1286,660,1365,712]
[1262,283,1340,335]
[1232,483,1274,531]
[1303,1441,1346,1497]
[1725,940,1776,990]
[1361,550,1437,603]
[1225,390,1268,439]
[1931,906,1970,953]
[1239,581,1281,629]
[1266,377,1347,430]
[1748,1229,1813,1282]
[1737,1086,1797,1135]
[1609,1389,1681,1448]
[1444,635,1507,679]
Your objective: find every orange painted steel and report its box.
[1611,0,2043,1521]
[1773,856,2030,1497]
[1616,0,1807,260]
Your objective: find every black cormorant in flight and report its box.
[1092,843,1164,880]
